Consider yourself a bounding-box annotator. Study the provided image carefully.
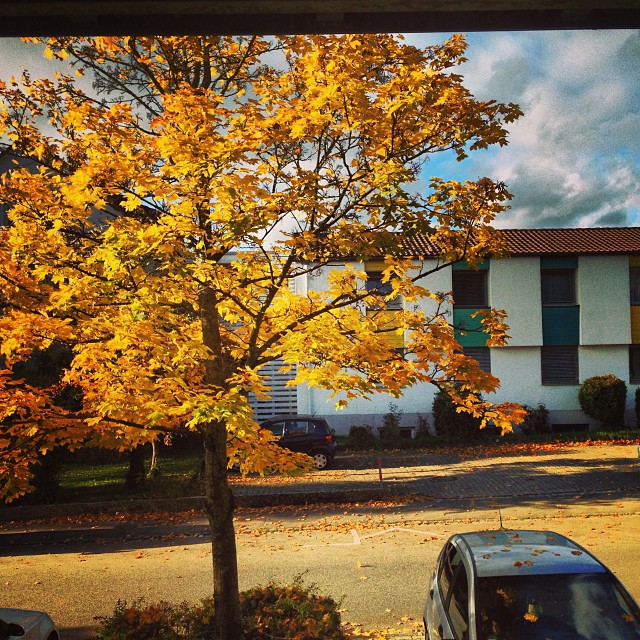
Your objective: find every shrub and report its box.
[415,413,431,439]
[521,404,550,434]
[241,579,347,640]
[380,403,402,439]
[95,580,347,640]
[347,424,375,448]
[578,374,627,429]
[432,388,482,441]
[94,599,198,640]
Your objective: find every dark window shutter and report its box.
[630,345,640,383]
[541,269,575,305]
[463,347,491,373]
[452,271,487,307]
[630,268,640,305]
[541,346,579,384]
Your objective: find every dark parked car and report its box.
[424,529,640,640]
[260,414,337,470]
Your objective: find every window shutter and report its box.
[541,346,578,384]
[541,270,575,305]
[452,271,487,307]
[463,347,491,373]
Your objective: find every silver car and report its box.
[424,529,640,640]
[0,609,59,640]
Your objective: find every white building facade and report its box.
[252,228,640,436]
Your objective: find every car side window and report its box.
[266,421,285,437]
[438,543,457,597]
[439,544,469,640]
[286,420,308,436]
[448,562,469,639]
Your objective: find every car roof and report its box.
[453,530,607,577]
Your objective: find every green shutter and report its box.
[453,308,489,347]
[542,306,580,345]
[541,256,578,269]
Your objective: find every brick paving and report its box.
[2,443,639,521]
[226,443,640,506]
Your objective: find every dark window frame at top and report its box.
[630,345,640,383]
[452,270,488,308]
[541,268,576,305]
[630,267,640,305]
[541,345,579,385]
[365,271,402,310]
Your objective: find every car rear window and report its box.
[476,573,640,639]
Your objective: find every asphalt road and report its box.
[3,493,640,639]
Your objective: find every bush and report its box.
[432,388,482,441]
[241,579,346,640]
[521,404,550,435]
[95,580,347,640]
[578,374,627,429]
[94,599,203,640]
[415,413,431,439]
[380,403,402,439]
[347,424,375,448]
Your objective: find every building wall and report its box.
[490,257,543,347]
[578,255,631,345]
[274,254,640,435]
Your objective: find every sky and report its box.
[408,29,640,230]
[1,30,639,230]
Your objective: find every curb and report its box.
[0,487,397,522]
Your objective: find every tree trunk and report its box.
[199,284,244,639]
[147,440,159,479]
[125,444,146,490]
[204,421,244,640]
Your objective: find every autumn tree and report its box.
[0,34,524,639]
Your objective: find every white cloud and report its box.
[450,30,640,229]
[2,33,639,230]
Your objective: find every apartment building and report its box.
[260,227,640,435]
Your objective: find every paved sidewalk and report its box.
[3,442,639,521]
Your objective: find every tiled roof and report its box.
[500,227,640,256]
[398,227,640,258]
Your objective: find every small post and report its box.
[378,457,383,485]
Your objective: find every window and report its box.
[366,271,401,309]
[463,347,491,373]
[447,559,469,639]
[541,346,579,384]
[264,421,284,437]
[631,267,640,305]
[285,419,309,436]
[541,269,575,305]
[452,270,487,307]
[476,573,640,640]
[630,345,640,383]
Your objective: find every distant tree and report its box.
[0,34,524,639]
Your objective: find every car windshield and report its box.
[476,573,640,639]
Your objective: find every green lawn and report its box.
[56,452,204,503]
